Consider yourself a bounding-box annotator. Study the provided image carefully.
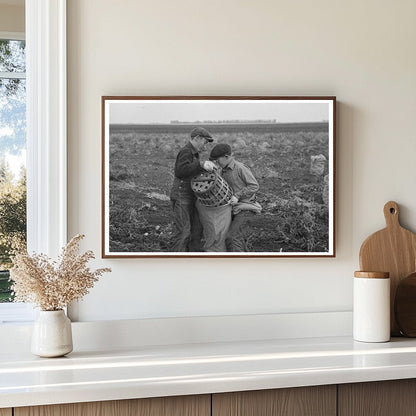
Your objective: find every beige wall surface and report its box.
[0,4,24,33]
[67,0,416,322]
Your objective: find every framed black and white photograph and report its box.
[102,96,335,258]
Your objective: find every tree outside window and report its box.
[0,38,27,302]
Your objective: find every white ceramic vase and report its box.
[31,310,73,357]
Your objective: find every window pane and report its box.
[0,40,26,73]
[0,78,26,153]
[0,270,12,302]
[0,75,27,303]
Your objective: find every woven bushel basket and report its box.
[191,172,233,207]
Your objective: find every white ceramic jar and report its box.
[353,271,390,343]
[31,310,73,357]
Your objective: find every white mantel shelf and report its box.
[2,335,416,409]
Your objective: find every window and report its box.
[0,32,34,322]
[0,34,27,306]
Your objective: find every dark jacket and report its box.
[170,142,204,202]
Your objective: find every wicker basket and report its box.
[191,172,233,207]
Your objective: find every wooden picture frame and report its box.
[102,96,336,258]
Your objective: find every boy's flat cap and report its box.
[210,143,232,160]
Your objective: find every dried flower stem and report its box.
[10,234,111,310]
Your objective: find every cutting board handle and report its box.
[384,201,400,228]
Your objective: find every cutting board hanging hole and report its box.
[384,201,400,227]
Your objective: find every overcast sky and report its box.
[108,100,331,124]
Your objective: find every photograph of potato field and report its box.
[102,98,335,257]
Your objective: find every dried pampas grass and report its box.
[10,234,111,311]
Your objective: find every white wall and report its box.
[67,0,416,322]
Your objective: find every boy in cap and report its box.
[170,127,216,252]
[209,143,261,252]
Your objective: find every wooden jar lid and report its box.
[354,271,390,279]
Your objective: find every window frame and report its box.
[26,0,67,257]
[0,0,67,323]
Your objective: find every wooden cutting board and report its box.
[359,201,416,336]
[395,272,416,337]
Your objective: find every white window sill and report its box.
[0,303,36,324]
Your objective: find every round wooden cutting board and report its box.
[359,201,416,336]
[395,272,416,337]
